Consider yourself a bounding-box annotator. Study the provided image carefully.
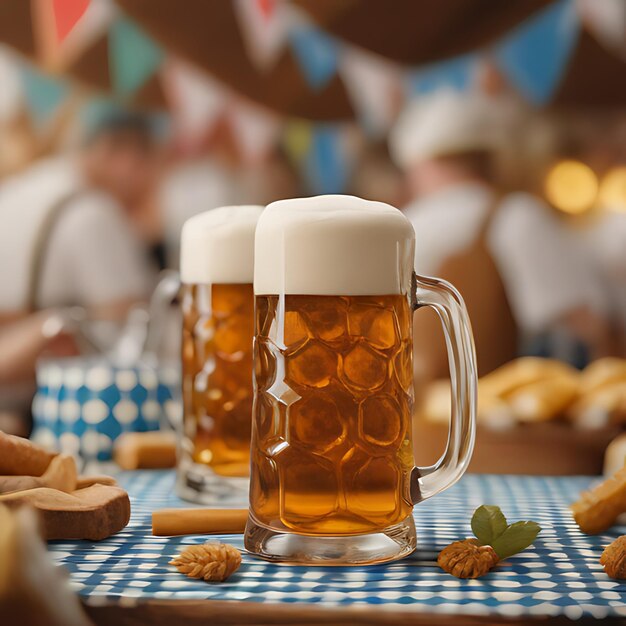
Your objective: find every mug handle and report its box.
[410,272,478,504]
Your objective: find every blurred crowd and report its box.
[0,72,624,435]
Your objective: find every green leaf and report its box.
[490,521,541,560]
[471,505,508,545]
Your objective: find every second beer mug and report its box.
[177,205,263,503]
[245,195,477,564]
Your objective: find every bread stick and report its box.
[571,465,626,534]
[152,508,248,536]
[604,434,626,478]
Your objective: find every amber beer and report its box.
[252,294,414,534]
[245,196,477,565]
[182,283,254,477]
[177,205,263,503]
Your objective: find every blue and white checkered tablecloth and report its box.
[48,472,626,620]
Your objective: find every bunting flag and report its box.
[577,0,626,53]
[305,125,349,194]
[34,0,116,73]
[163,58,226,151]
[55,0,115,67]
[228,100,280,164]
[407,53,477,95]
[282,118,312,164]
[290,26,338,90]
[52,0,90,43]
[495,0,580,105]
[0,48,24,123]
[340,48,402,138]
[109,17,163,97]
[20,64,70,128]
[234,0,290,71]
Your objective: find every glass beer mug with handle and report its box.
[177,205,263,504]
[245,195,477,565]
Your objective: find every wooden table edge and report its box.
[84,598,618,626]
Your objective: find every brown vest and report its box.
[414,197,518,379]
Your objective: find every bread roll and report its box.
[508,374,579,422]
[479,357,578,399]
[113,431,177,470]
[580,358,626,396]
[419,379,515,430]
[569,382,626,430]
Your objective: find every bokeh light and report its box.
[598,166,626,213]
[544,160,598,215]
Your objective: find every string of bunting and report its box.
[10,0,589,194]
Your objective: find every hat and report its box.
[389,89,503,169]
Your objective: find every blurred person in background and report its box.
[160,119,298,269]
[0,111,158,433]
[568,127,626,356]
[390,89,610,382]
[574,208,626,356]
[351,143,406,208]
[159,117,240,268]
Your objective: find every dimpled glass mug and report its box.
[177,206,263,503]
[244,196,477,565]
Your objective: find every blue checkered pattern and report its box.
[31,360,179,461]
[48,472,626,619]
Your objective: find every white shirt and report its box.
[571,212,626,330]
[0,157,153,312]
[404,182,608,334]
[159,158,239,269]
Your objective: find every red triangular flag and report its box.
[52,0,90,43]
[257,0,275,20]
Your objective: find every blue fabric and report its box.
[495,0,579,105]
[32,361,176,461]
[48,472,626,618]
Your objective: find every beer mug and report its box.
[177,206,263,503]
[245,196,477,564]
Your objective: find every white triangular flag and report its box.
[577,0,626,56]
[234,0,291,71]
[163,58,228,149]
[340,47,403,138]
[229,98,280,164]
[0,47,23,123]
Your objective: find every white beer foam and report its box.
[255,195,415,296]
[180,205,263,284]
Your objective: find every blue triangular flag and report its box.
[20,65,70,129]
[407,53,477,95]
[495,0,579,105]
[305,125,349,194]
[109,17,163,97]
[290,27,338,91]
